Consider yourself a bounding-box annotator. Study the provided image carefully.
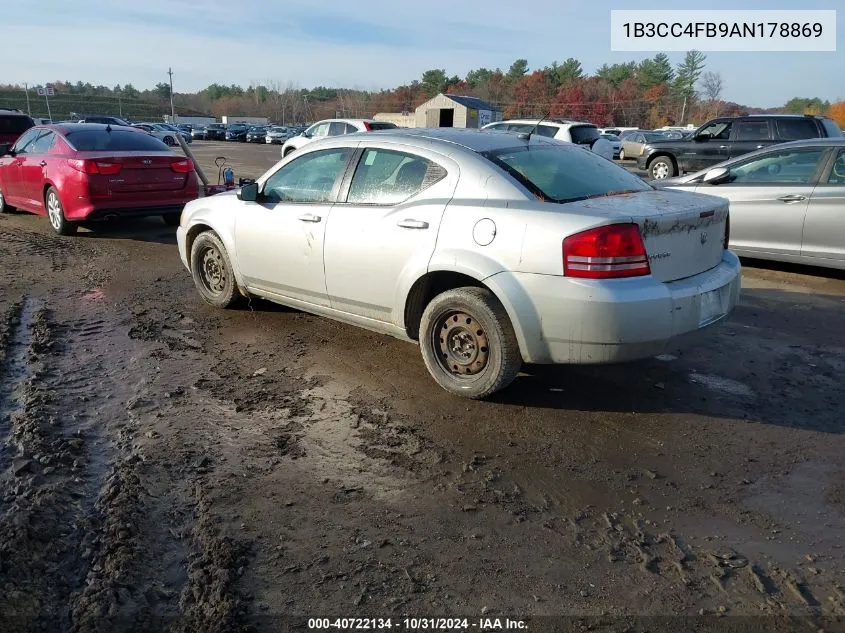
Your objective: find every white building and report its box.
[414,94,503,129]
[221,115,269,125]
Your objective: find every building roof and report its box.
[442,94,501,112]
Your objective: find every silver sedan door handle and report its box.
[297,213,322,222]
[397,219,429,229]
[777,194,806,203]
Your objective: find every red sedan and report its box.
[0,123,199,235]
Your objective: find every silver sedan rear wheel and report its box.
[419,287,521,399]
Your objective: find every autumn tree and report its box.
[511,71,552,118]
[827,100,845,127]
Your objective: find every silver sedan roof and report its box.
[360,127,566,153]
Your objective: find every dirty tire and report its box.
[45,186,78,236]
[649,156,676,180]
[0,189,12,213]
[419,287,521,399]
[190,231,241,308]
[163,135,176,146]
[618,148,625,161]
[162,213,181,227]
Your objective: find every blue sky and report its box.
[4,0,842,108]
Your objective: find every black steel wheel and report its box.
[419,287,521,399]
[189,231,240,308]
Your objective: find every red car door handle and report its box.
[39,161,47,167]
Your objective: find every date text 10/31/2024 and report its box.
[307,618,529,630]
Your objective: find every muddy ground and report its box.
[0,142,844,632]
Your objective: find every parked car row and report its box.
[4,112,845,397]
[130,122,191,146]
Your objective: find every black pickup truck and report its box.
[638,114,841,180]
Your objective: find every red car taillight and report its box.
[563,223,651,279]
[67,159,121,175]
[170,158,194,173]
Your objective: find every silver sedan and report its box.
[176,128,740,398]
[660,138,845,270]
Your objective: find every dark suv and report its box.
[638,114,842,180]
[205,123,226,140]
[0,108,35,145]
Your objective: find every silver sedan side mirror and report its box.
[702,166,730,185]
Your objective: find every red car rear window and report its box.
[65,130,170,152]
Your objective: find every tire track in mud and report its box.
[66,301,258,633]
[0,295,241,632]
[0,299,89,632]
[0,228,80,274]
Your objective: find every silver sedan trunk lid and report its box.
[573,189,728,282]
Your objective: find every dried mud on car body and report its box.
[0,199,844,631]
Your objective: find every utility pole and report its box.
[167,67,175,123]
[23,82,32,116]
